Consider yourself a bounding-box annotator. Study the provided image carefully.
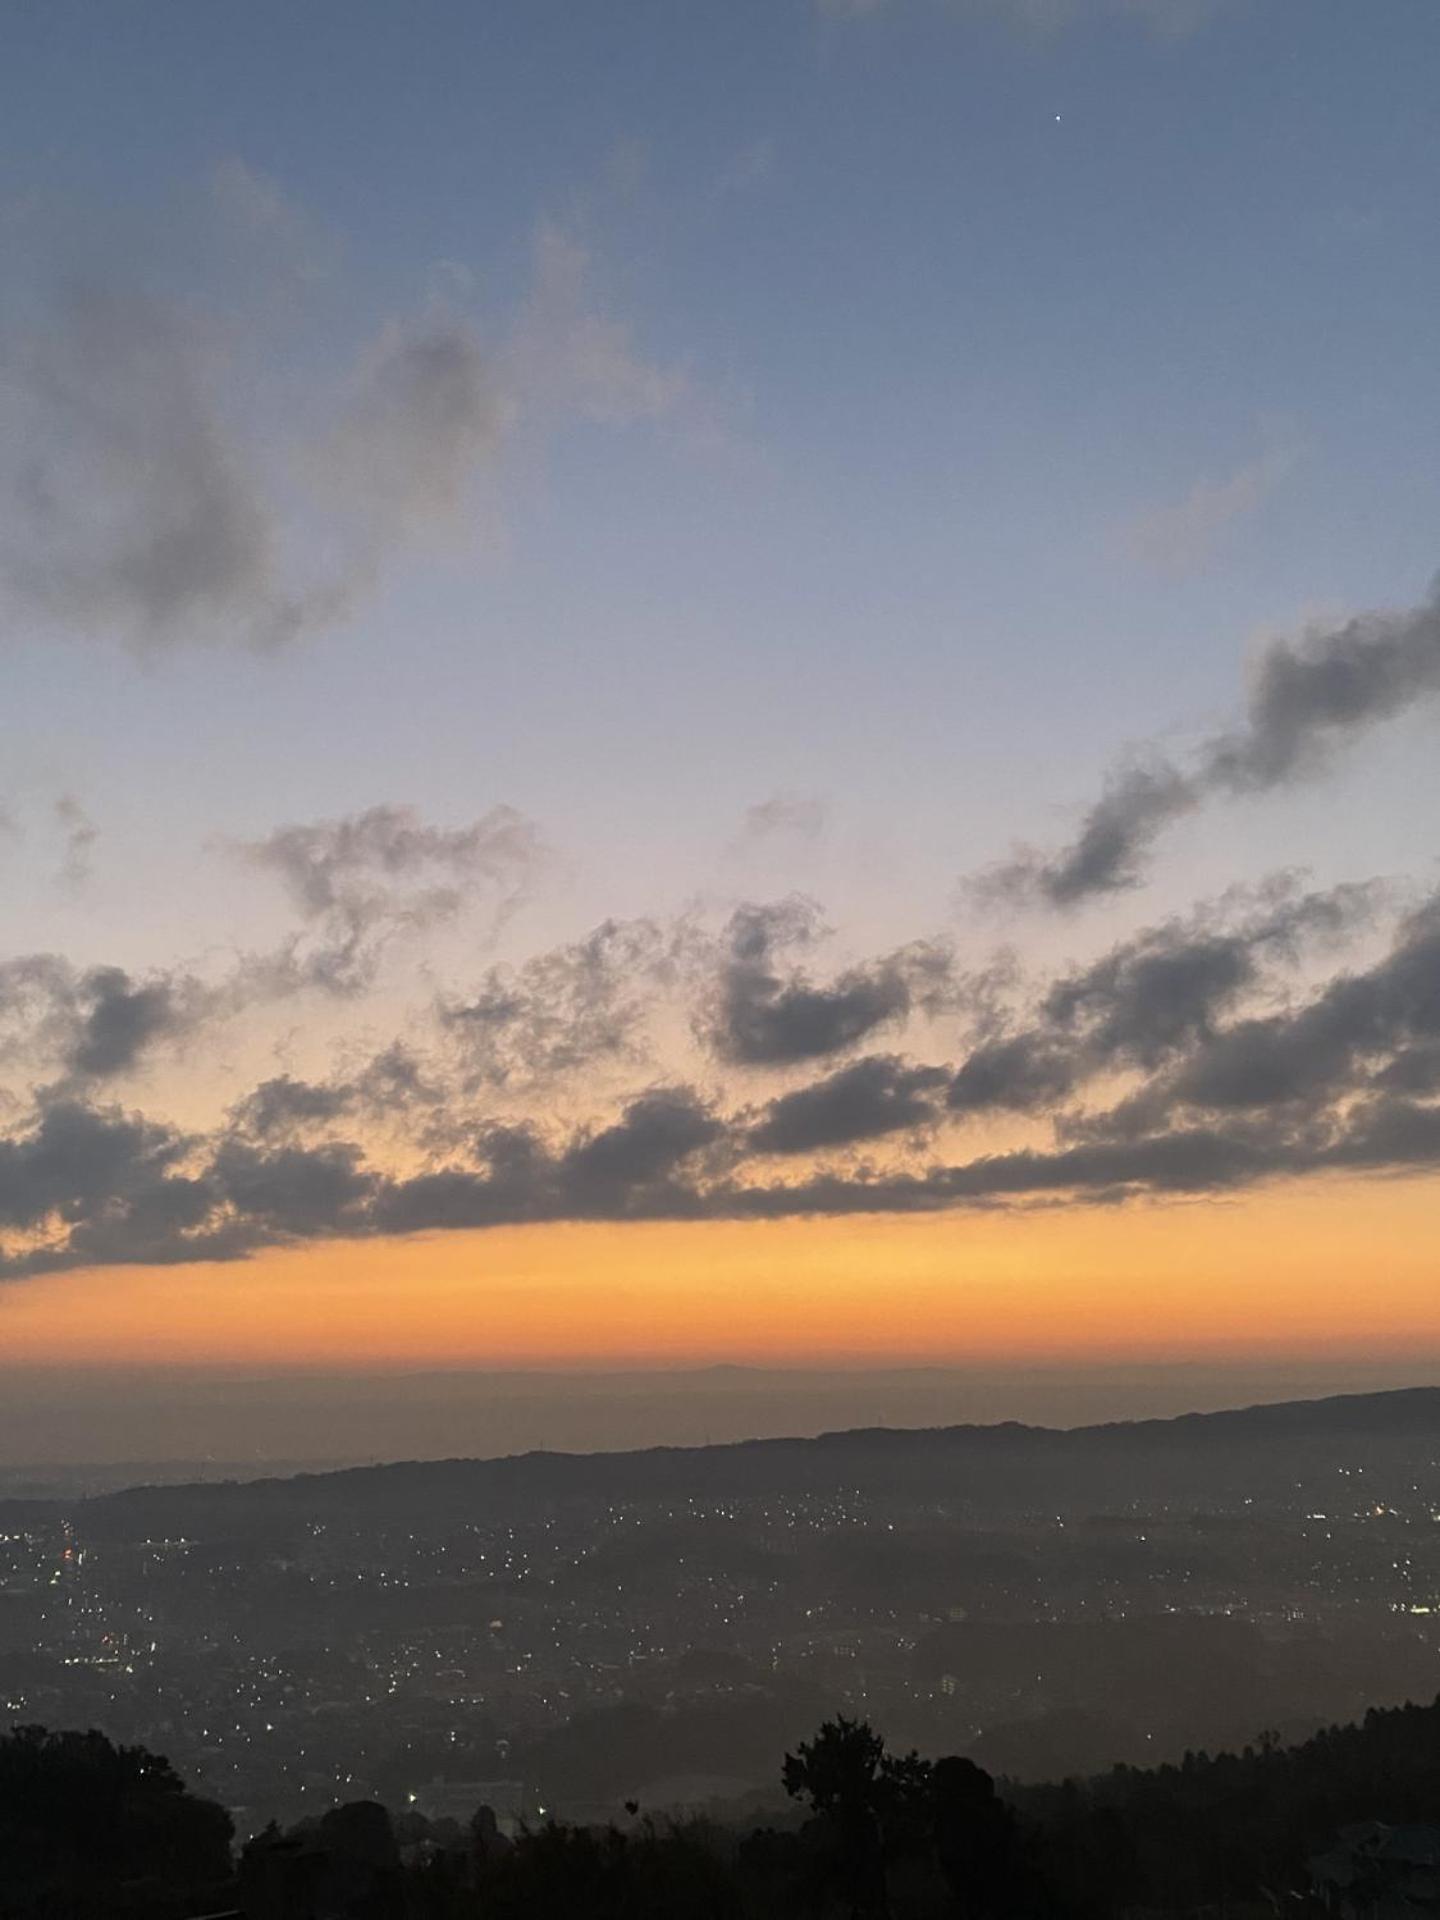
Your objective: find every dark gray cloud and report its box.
[1044,929,1249,1064]
[229,1075,357,1140]
[1170,895,1440,1112]
[731,1122,1302,1215]
[706,899,950,1065]
[750,1054,948,1153]
[369,1124,554,1235]
[1060,892,1440,1143]
[1068,885,1376,1058]
[1328,1095,1440,1172]
[353,1042,443,1114]
[947,1034,1079,1114]
[1,871,1433,1279]
[209,1137,375,1238]
[66,967,188,1079]
[984,580,1440,907]
[0,1098,196,1237]
[1372,1043,1440,1097]
[228,1047,443,1144]
[949,882,1373,1111]
[374,1091,727,1237]
[983,761,1197,908]
[0,954,205,1085]
[560,1088,725,1195]
[4,1014,1440,1278]
[1204,588,1440,792]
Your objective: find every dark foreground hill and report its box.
[27,1383,1440,1541]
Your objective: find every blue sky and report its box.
[6,0,1440,944]
[3,0,1440,1311]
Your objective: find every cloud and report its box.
[0,803,540,1098]
[560,1087,725,1197]
[0,177,455,651]
[1170,894,1440,1113]
[54,796,99,888]
[441,917,685,1088]
[0,197,691,655]
[1123,440,1294,579]
[317,319,501,555]
[367,1090,728,1238]
[247,804,539,920]
[735,792,827,846]
[241,803,545,995]
[703,899,949,1066]
[1037,881,1370,1068]
[228,1049,444,1144]
[750,1054,948,1152]
[228,1075,358,1140]
[0,955,207,1086]
[980,760,1197,907]
[1053,889,1440,1148]
[947,1033,1079,1114]
[1203,587,1440,792]
[947,880,1379,1117]
[0,850,1428,1280]
[63,967,191,1080]
[2,878,1437,1275]
[506,224,689,430]
[0,1098,201,1244]
[981,578,1440,907]
[208,1136,375,1238]
[0,281,323,651]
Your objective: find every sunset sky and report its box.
[4,0,1440,1432]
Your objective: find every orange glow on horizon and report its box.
[3,1173,1439,1372]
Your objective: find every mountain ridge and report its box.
[22,1383,1437,1533]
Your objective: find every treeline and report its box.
[7,1695,1440,1916]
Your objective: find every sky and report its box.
[3,0,1440,1452]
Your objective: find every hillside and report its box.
[17,1384,1439,1540]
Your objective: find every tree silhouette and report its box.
[930,1756,1019,1919]
[241,1798,404,1920]
[0,1723,232,1918]
[782,1716,933,1919]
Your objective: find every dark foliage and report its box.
[11,1695,1440,1916]
[0,1723,233,1919]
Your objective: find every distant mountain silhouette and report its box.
[10,1385,1437,1539]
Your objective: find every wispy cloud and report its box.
[0,187,694,655]
[54,796,99,890]
[1122,437,1296,579]
[735,791,828,846]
